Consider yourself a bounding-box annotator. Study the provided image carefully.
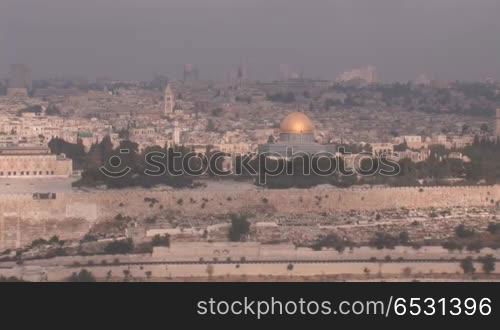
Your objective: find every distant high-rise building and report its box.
[414,74,431,86]
[227,62,248,85]
[279,64,291,81]
[7,64,32,96]
[337,66,378,84]
[164,84,175,115]
[236,63,248,82]
[183,64,199,81]
[484,77,496,84]
[495,108,500,139]
[278,64,302,81]
[9,64,32,90]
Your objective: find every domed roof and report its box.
[280,112,315,134]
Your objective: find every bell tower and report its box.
[164,84,175,115]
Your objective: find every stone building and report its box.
[0,147,72,178]
[164,84,175,115]
[402,135,424,149]
[371,143,394,156]
[6,88,29,98]
[336,66,378,84]
[172,121,181,145]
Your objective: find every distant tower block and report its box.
[237,63,248,82]
[279,64,291,81]
[183,64,199,81]
[164,84,175,115]
[496,108,500,138]
[9,64,32,90]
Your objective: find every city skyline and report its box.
[1,0,500,81]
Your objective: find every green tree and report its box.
[0,276,24,282]
[49,235,61,245]
[206,119,216,131]
[399,231,410,244]
[67,269,96,282]
[105,239,134,254]
[460,257,476,274]
[311,234,350,252]
[45,104,61,116]
[487,223,500,235]
[206,264,214,278]
[455,224,475,239]
[228,214,250,242]
[151,234,170,247]
[479,255,495,274]
[370,232,399,249]
[48,137,86,169]
[211,108,223,117]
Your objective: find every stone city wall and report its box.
[0,185,499,250]
[1,185,498,220]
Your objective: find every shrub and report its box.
[442,241,463,251]
[460,257,475,274]
[151,234,170,247]
[455,224,475,238]
[67,269,96,282]
[487,223,500,235]
[370,232,399,249]
[105,239,134,254]
[311,234,350,253]
[479,255,496,274]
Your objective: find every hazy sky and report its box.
[1,0,500,82]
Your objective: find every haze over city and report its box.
[2,0,500,81]
[1,0,500,285]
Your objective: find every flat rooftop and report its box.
[0,146,51,156]
[0,178,76,194]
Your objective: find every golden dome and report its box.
[280,112,315,134]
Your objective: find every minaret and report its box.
[164,84,175,115]
[173,121,180,145]
[496,108,500,139]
